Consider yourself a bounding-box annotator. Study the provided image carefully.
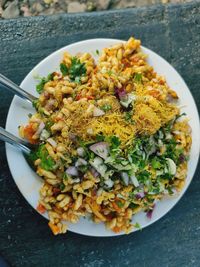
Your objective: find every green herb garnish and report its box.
[151,158,162,169]
[63,173,68,180]
[36,73,54,94]
[60,183,65,191]
[124,111,135,124]
[109,136,121,149]
[134,222,141,230]
[32,99,39,109]
[100,104,112,112]
[60,57,86,82]
[134,73,142,83]
[116,201,124,208]
[60,63,68,76]
[69,57,86,82]
[29,144,55,171]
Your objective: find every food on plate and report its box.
[19,37,192,235]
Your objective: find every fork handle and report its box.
[0,127,32,154]
[0,73,37,103]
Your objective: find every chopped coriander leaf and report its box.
[96,134,105,142]
[36,79,46,93]
[137,170,150,183]
[28,113,32,118]
[75,76,81,83]
[160,173,173,180]
[36,73,54,94]
[129,203,139,209]
[32,99,39,109]
[109,136,121,149]
[96,49,100,55]
[45,120,54,132]
[151,158,162,169]
[69,57,86,82]
[167,186,174,195]
[60,63,68,76]
[134,73,142,83]
[116,200,124,208]
[60,183,65,191]
[29,144,55,171]
[107,70,113,75]
[176,112,186,120]
[100,104,112,112]
[124,112,135,124]
[78,165,88,173]
[134,222,141,229]
[63,173,68,180]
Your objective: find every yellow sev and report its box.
[88,113,136,148]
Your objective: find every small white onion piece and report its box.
[66,166,78,176]
[89,142,109,160]
[47,138,57,148]
[130,175,139,187]
[104,179,114,188]
[121,172,129,186]
[75,158,87,167]
[77,147,85,157]
[166,158,176,175]
[35,122,45,136]
[93,107,105,117]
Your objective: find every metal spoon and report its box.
[0,73,37,103]
[0,127,37,170]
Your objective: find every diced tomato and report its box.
[148,90,161,99]
[23,124,38,144]
[112,202,121,213]
[48,222,60,235]
[36,203,46,214]
[76,94,94,101]
[52,187,61,196]
[86,95,94,100]
[113,226,121,233]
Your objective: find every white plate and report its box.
[5,39,200,237]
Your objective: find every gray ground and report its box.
[0,0,194,19]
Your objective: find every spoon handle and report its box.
[0,73,37,103]
[0,127,32,154]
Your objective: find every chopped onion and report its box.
[90,157,107,177]
[87,128,93,135]
[75,158,87,167]
[146,204,155,219]
[104,179,114,188]
[115,87,126,99]
[66,166,78,176]
[47,138,57,147]
[172,130,181,135]
[166,158,176,175]
[121,172,129,186]
[35,122,45,136]
[40,129,50,140]
[120,93,135,108]
[130,175,139,187]
[73,178,80,183]
[93,107,105,117]
[165,133,172,140]
[135,192,145,199]
[89,142,109,160]
[90,167,99,178]
[77,147,85,157]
